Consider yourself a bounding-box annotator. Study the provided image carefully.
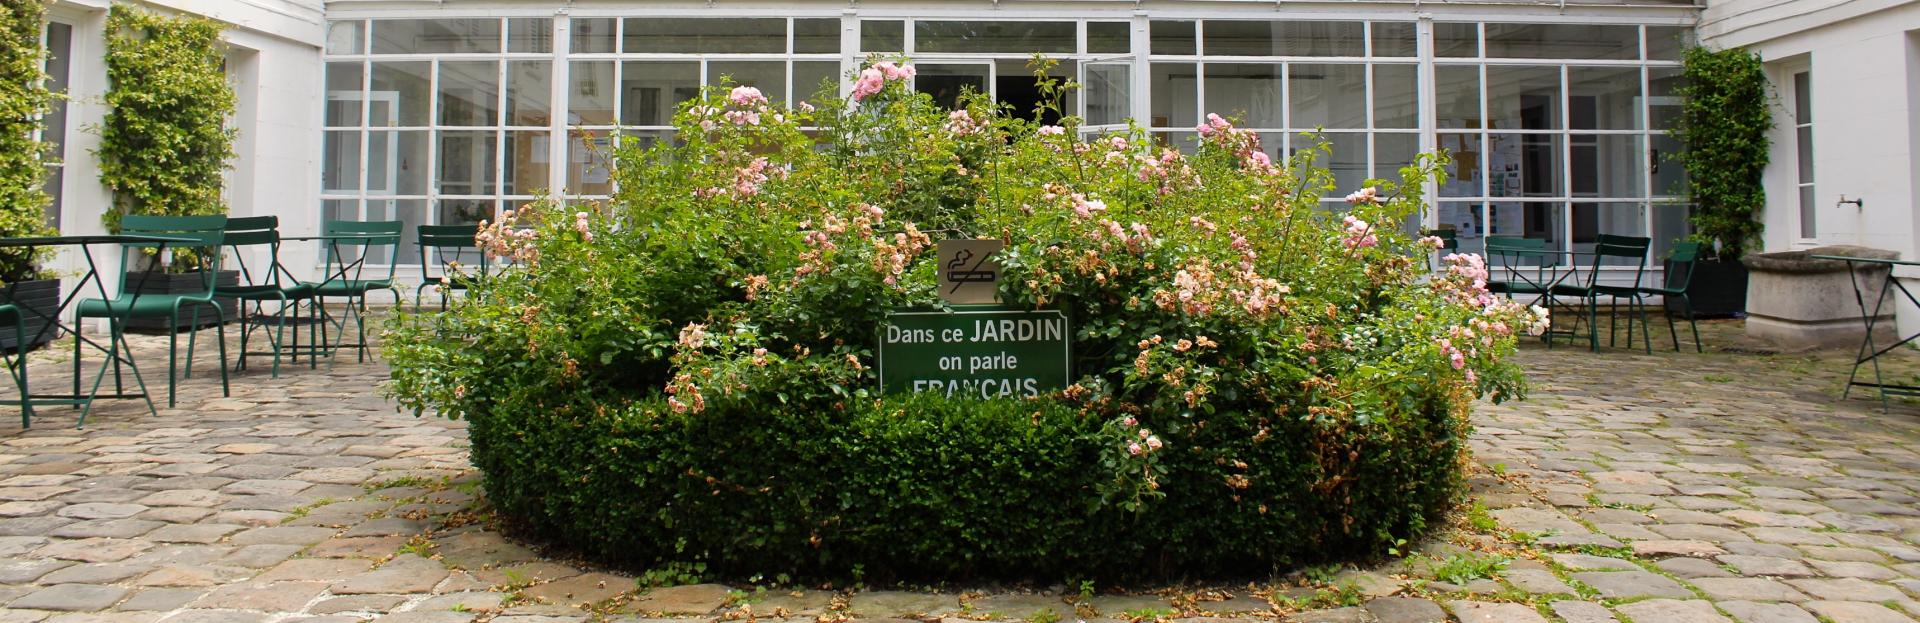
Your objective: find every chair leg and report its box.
[270,298,287,378]
[1587,296,1599,352]
[71,317,81,409]
[214,308,230,398]
[1681,294,1702,353]
[1665,297,1681,352]
[185,308,201,379]
[1636,295,1652,355]
[236,302,252,374]
[167,318,179,409]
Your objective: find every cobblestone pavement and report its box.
[0,320,1917,623]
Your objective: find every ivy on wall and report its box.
[1675,46,1773,261]
[0,0,57,282]
[97,6,235,231]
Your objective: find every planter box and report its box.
[121,270,239,333]
[1665,259,1748,318]
[0,279,61,354]
[1743,246,1896,350]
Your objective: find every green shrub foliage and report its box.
[97,6,234,231]
[1676,47,1772,261]
[385,60,1544,581]
[0,0,56,281]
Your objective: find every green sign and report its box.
[879,307,1071,398]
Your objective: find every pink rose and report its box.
[852,67,885,101]
[728,86,767,107]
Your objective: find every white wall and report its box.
[1699,0,1920,335]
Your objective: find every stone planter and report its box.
[1743,245,1897,350]
[0,279,61,354]
[121,270,239,333]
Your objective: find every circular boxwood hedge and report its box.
[385,62,1541,582]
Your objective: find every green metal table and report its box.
[0,234,192,427]
[1809,254,1920,411]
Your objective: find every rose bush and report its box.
[384,59,1544,581]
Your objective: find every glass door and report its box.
[914,61,993,109]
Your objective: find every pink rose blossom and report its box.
[851,67,885,101]
[728,85,767,107]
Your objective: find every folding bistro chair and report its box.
[1641,241,1705,353]
[216,216,317,377]
[414,224,489,311]
[75,215,231,408]
[1485,237,1557,308]
[1549,234,1653,353]
[307,220,403,363]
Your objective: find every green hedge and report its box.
[466,386,1468,581]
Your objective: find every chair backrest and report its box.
[418,224,488,283]
[120,215,229,296]
[223,216,284,288]
[321,220,404,281]
[1587,234,1652,289]
[1663,241,1703,291]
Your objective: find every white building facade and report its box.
[42,0,1917,328]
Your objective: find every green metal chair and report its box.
[216,216,317,377]
[309,219,403,362]
[1640,241,1705,353]
[1485,237,1556,307]
[1550,234,1653,353]
[414,224,489,311]
[76,215,231,408]
[0,303,33,427]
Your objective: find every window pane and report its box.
[1572,134,1644,197]
[366,199,428,265]
[1290,64,1365,129]
[507,60,551,127]
[1651,133,1685,196]
[1484,23,1638,60]
[1307,133,1367,194]
[709,60,786,105]
[1799,185,1816,237]
[1204,63,1281,128]
[1796,126,1814,183]
[569,61,615,125]
[1571,203,1646,264]
[508,18,552,53]
[1150,62,1196,128]
[1486,66,1561,130]
[1085,63,1131,126]
[504,130,551,195]
[795,19,840,54]
[1205,21,1363,57]
[438,131,498,196]
[439,61,500,127]
[1793,72,1812,123]
[916,63,989,110]
[1435,23,1478,58]
[1439,202,1488,255]
[1373,64,1417,129]
[1568,67,1640,130]
[1371,22,1416,57]
[323,131,361,193]
[1151,20,1194,55]
[1088,22,1130,54]
[794,61,841,109]
[1489,133,1563,197]
[1649,67,1683,131]
[328,21,365,55]
[1436,65,1480,129]
[1651,203,1692,261]
[1374,133,1418,181]
[621,61,700,126]
[325,63,363,127]
[572,18,616,54]
[625,18,783,53]
[915,21,1074,54]
[566,130,615,196]
[371,62,432,127]
[374,19,500,54]
[1646,26,1689,61]
[861,20,903,52]
[1439,133,1485,196]
[324,199,360,223]
[367,130,430,195]
[1488,202,1564,254]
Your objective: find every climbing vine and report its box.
[0,0,57,282]
[97,6,235,232]
[1674,46,1772,261]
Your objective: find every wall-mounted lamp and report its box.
[1838,195,1865,209]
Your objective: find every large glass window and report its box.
[915,21,1075,54]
